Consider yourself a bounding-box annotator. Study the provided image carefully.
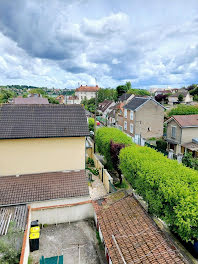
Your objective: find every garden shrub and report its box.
[168,105,198,117]
[95,127,133,169]
[119,145,198,243]
[88,118,94,131]
[156,139,167,151]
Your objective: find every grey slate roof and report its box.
[0,104,89,139]
[124,97,149,111]
[0,170,89,206]
[118,93,132,101]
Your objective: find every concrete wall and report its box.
[0,137,86,176]
[19,207,31,264]
[86,139,113,193]
[181,127,198,144]
[31,197,94,225]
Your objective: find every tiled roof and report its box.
[0,104,89,139]
[172,115,198,127]
[169,89,189,97]
[98,100,113,112]
[68,95,79,100]
[13,97,49,104]
[93,193,186,264]
[118,93,132,101]
[124,97,149,110]
[0,170,89,206]
[76,85,100,92]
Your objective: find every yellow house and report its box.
[165,114,198,157]
[0,104,89,176]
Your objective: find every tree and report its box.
[128,88,150,96]
[125,81,132,90]
[155,94,168,103]
[97,88,117,103]
[110,141,125,184]
[46,96,59,104]
[116,85,128,99]
[178,94,184,102]
[0,89,15,103]
[29,88,46,95]
[88,118,94,131]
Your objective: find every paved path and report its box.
[89,175,107,200]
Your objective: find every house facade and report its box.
[56,95,65,104]
[75,85,100,102]
[118,97,165,144]
[168,88,193,105]
[165,115,198,157]
[66,95,79,104]
[0,104,89,176]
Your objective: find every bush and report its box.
[119,145,198,242]
[88,118,94,132]
[168,105,198,117]
[87,157,94,167]
[182,152,198,171]
[156,139,167,151]
[95,127,133,169]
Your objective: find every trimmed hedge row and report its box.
[168,105,198,117]
[95,127,133,169]
[119,145,198,242]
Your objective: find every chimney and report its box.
[96,85,98,87]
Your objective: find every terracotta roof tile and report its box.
[172,114,198,127]
[76,85,100,92]
[93,193,186,264]
[0,170,89,206]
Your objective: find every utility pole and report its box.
[94,78,98,153]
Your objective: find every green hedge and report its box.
[168,105,198,117]
[119,145,198,242]
[95,127,133,168]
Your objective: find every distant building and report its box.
[98,100,115,118]
[13,97,49,104]
[56,95,65,104]
[118,93,134,103]
[66,95,79,104]
[168,88,193,105]
[75,85,100,102]
[118,97,165,145]
[165,114,198,157]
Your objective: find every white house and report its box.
[75,85,100,102]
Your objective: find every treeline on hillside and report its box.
[0,87,59,104]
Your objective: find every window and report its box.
[130,111,134,120]
[118,125,123,131]
[171,126,176,138]
[124,109,127,118]
[130,124,133,133]
[124,121,127,130]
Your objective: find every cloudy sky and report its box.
[0,0,198,89]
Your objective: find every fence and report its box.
[86,138,114,193]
